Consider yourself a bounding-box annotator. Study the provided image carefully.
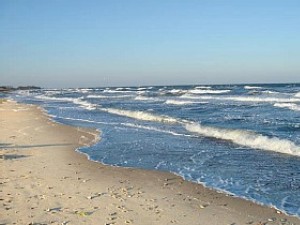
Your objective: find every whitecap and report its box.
[295,92,300,98]
[134,96,158,101]
[100,108,179,124]
[181,94,300,103]
[185,123,300,156]
[244,85,262,89]
[274,103,300,111]
[188,89,231,94]
[165,100,199,105]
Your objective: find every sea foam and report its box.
[188,89,231,94]
[165,100,199,105]
[100,106,300,156]
[274,103,300,111]
[35,95,96,110]
[100,108,179,124]
[181,94,300,103]
[244,85,262,89]
[185,123,300,156]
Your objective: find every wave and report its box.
[185,123,300,156]
[116,87,131,91]
[100,108,180,124]
[77,88,93,93]
[35,95,96,110]
[181,94,300,103]
[86,95,108,99]
[35,95,76,102]
[261,90,280,94]
[134,96,158,101]
[73,99,97,110]
[137,87,153,91]
[165,100,200,105]
[195,86,211,89]
[295,92,300,98]
[99,106,300,156]
[244,85,262,89]
[167,89,186,94]
[274,103,300,111]
[188,89,231,94]
[87,94,133,99]
[103,89,134,94]
[120,123,195,138]
[54,116,119,126]
[42,94,300,156]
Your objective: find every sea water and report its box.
[11,83,300,216]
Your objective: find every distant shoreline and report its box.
[1,82,299,91]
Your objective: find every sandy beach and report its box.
[0,100,299,225]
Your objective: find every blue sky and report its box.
[0,0,299,88]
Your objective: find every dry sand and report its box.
[0,100,299,225]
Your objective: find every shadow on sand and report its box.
[0,154,28,160]
[0,143,72,149]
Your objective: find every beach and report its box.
[1,100,299,225]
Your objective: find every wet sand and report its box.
[1,100,299,225]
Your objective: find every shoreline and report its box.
[1,100,299,225]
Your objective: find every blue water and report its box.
[11,83,300,216]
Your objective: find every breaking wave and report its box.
[274,103,300,111]
[261,90,280,94]
[165,100,199,105]
[35,95,96,110]
[100,108,180,124]
[185,123,300,156]
[181,94,300,103]
[87,94,133,99]
[188,89,231,94]
[120,123,195,137]
[99,106,300,156]
[295,92,300,98]
[103,89,134,93]
[195,86,212,89]
[134,96,159,101]
[73,99,97,110]
[35,95,75,102]
[86,95,108,99]
[244,85,262,89]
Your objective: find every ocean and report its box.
[11,83,300,216]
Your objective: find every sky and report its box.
[0,0,299,88]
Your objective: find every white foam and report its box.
[137,87,149,91]
[244,85,262,89]
[188,89,231,94]
[134,96,158,101]
[185,123,300,156]
[87,94,134,99]
[195,86,212,89]
[274,103,300,111]
[86,95,108,99]
[165,100,199,105]
[261,90,280,94]
[181,94,300,103]
[35,95,96,110]
[103,89,134,93]
[168,89,186,94]
[121,123,195,137]
[100,108,180,124]
[73,98,97,110]
[35,95,75,102]
[55,116,119,126]
[295,92,300,98]
[77,88,93,93]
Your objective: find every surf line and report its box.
[99,107,300,156]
